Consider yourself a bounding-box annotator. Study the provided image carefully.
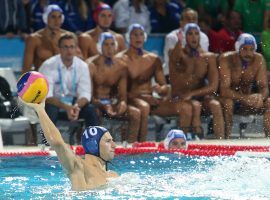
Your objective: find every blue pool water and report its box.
[1,153,270,200]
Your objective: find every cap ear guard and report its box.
[235,33,257,52]
[96,32,118,54]
[125,23,147,44]
[42,4,65,25]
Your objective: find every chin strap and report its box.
[105,57,113,66]
[131,45,143,56]
[98,155,111,171]
[190,48,199,57]
[241,60,248,70]
[136,48,143,56]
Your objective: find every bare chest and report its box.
[94,66,122,86]
[231,66,257,87]
[175,56,208,79]
[127,56,155,80]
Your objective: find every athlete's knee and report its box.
[128,107,141,121]
[192,100,202,114]
[209,100,223,115]
[140,102,150,116]
[221,98,233,111]
[178,102,192,117]
[264,98,270,110]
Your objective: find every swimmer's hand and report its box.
[140,94,161,106]
[177,30,183,46]
[18,97,45,110]
[104,104,117,117]
[243,93,264,108]
[116,101,127,115]
[152,84,169,96]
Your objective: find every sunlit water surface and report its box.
[1,154,270,200]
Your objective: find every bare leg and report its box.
[130,98,150,142]
[126,106,141,143]
[177,101,192,133]
[191,100,202,133]
[263,98,270,137]
[220,98,233,139]
[208,99,225,139]
[151,99,192,133]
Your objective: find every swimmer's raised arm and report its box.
[169,30,183,63]
[20,99,77,173]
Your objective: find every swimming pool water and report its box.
[1,153,270,200]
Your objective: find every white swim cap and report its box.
[183,23,200,36]
[125,23,147,44]
[97,32,118,54]
[235,33,257,52]
[42,4,65,25]
[164,129,187,150]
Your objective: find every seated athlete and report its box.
[20,99,118,191]
[164,129,187,150]
[219,33,270,138]
[117,23,193,142]
[87,32,141,143]
[169,23,224,139]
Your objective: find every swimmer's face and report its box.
[181,10,198,27]
[130,28,145,48]
[99,132,116,161]
[98,10,113,29]
[47,11,63,30]
[102,38,116,58]
[239,44,255,63]
[186,28,200,49]
[169,138,186,149]
[59,38,77,62]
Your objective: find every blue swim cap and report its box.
[164,129,186,149]
[183,23,200,36]
[235,33,257,52]
[81,126,109,157]
[125,23,147,44]
[97,32,118,54]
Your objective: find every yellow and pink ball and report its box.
[17,71,49,103]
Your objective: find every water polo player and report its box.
[19,99,118,191]
[164,129,187,150]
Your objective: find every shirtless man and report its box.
[20,99,118,191]
[23,5,68,73]
[169,23,224,139]
[219,33,270,138]
[118,24,193,142]
[79,3,126,59]
[87,32,140,143]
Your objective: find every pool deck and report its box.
[1,138,270,153]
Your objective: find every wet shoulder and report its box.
[114,56,128,70]
[144,51,161,61]
[27,30,43,43]
[115,50,129,59]
[201,51,217,59]
[85,55,99,65]
[219,51,236,64]
[254,52,264,61]
[110,30,124,38]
